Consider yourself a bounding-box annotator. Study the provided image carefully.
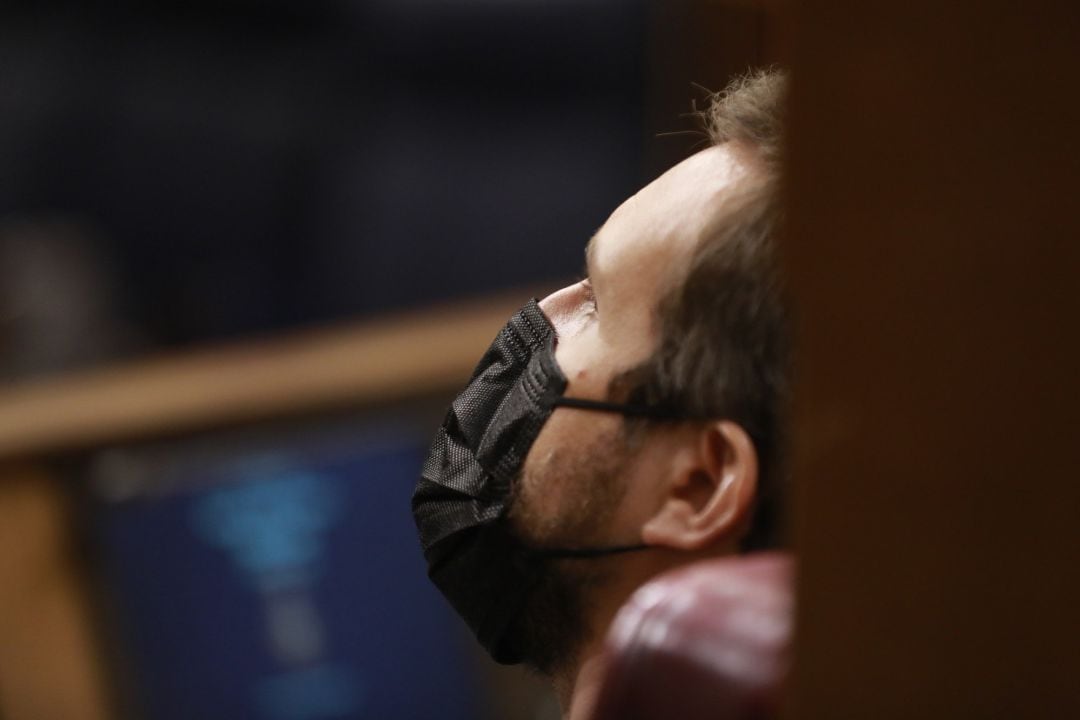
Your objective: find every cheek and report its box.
[512,424,573,540]
[520,414,582,504]
[514,410,626,542]
[518,435,565,509]
[554,323,609,390]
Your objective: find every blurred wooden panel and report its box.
[0,292,531,462]
[786,2,1080,717]
[0,464,110,720]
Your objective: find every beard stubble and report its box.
[503,426,634,675]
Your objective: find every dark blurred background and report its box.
[0,3,775,719]
[0,0,770,379]
[14,3,1075,719]
[6,4,1071,720]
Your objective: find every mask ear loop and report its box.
[552,396,678,419]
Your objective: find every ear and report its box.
[640,421,758,552]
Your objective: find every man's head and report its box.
[505,68,790,672]
[412,67,788,678]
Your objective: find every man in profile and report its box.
[413,68,789,718]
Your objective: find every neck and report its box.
[549,614,612,720]
[553,643,609,720]
[547,546,734,719]
[548,563,648,720]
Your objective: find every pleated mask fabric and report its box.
[412,299,652,664]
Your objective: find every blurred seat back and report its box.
[589,553,793,720]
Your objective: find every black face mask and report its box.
[412,299,672,665]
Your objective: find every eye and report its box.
[581,278,599,316]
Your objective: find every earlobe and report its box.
[641,421,758,552]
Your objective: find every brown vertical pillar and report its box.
[786,2,1080,717]
[0,464,111,720]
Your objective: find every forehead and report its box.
[589,144,752,340]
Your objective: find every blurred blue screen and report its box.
[90,424,482,720]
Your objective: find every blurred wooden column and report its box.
[786,2,1080,717]
[0,464,109,720]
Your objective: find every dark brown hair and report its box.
[614,68,790,550]
[705,68,786,170]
